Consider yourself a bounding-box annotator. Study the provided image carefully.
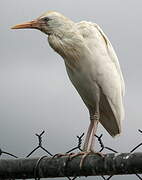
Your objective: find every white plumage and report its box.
[12,11,125,152]
[66,21,125,136]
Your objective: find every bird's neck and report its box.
[48,32,85,70]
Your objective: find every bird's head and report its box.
[11,11,73,36]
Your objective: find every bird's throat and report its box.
[48,34,82,70]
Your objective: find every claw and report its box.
[52,151,104,169]
[52,152,75,159]
[80,152,91,168]
[52,153,68,159]
[96,151,105,157]
[67,151,105,169]
[80,151,105,168]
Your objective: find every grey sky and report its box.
[0,0,142,179]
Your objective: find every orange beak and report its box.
[11,19,40,29]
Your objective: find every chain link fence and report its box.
[0,130,142,179]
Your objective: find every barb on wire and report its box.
[95,134,118,153]
[26,131,53,157]
[66,133,84,153]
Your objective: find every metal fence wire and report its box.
[0,130,142,180]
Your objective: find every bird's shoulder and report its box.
[76,21,102,40]
[76,21,110,57]
[76,21,115,51]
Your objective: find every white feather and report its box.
[45,13,125,136]
[64,21,125,136]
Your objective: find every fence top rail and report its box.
[0,152,142,179]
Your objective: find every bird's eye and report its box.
[43,17,50,22]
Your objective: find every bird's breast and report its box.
[65,61,100,107]
[49,33,101,106]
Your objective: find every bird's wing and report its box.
[93,23,125,96]
[77,21,125,136]
[77,21,125,96]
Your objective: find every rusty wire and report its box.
[0,129,142,180]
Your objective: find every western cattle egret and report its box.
[12,11,125,152]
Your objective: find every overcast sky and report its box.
[0,0,142,179]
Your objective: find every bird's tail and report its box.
[99,93,124,137]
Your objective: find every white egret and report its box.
[12,11,125,153]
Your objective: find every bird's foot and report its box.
[93,151,105,158]
[68,151,105,168]
[53,151,104,169]
[52,152,75,159]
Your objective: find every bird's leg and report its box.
[82,119,94,151]
[78,108,105,168]
[83,113,99,152]
[66,120,97,161]
[68,112,102,168]
[90,114,100,151]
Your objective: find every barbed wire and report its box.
[0,129,142,180]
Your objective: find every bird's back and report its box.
[76,21,125,95]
